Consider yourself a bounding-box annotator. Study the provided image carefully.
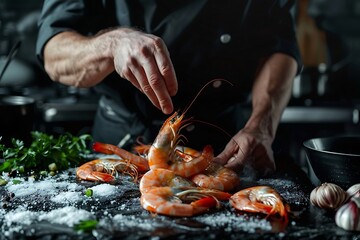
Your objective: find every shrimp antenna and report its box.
[191,119,232,139]
[191,119,246,157]
[182,78,234,116]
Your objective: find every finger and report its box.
[141,52,173,114]
[224,155,245,170]
[122,66,142,92]
[129,62,162,111]
[212,156,228,165]
[218,140,237,159]
[213,140,238,165]
[224,139,251,170]
[153,42,178,97]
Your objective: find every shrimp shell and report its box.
[76,158,138,182]
[191,163,240,192]
[139,168,195,194]
[92,142,149,173]
[230,186,289,223]
[140,186,231,217]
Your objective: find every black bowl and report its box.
[303,136,360,189]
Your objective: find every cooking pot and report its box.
[303,136,360,189]
[0,95,36,146]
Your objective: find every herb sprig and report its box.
[0,131,92,175]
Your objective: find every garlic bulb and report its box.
[310,182,347,210]
[335,197,360,231]
[347,183,360,199]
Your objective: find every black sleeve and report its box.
[36,0,115,64]
[246,0,303,74]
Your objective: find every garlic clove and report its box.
[310,182,347,210]
[347,183,360,199]
[335,197,360,231]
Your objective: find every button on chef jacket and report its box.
[36,0,302,150]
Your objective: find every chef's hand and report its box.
[213,127,276,176]
[110,28,178,114]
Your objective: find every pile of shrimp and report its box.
[75,79,290,221]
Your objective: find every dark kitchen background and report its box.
[0,0,360,176]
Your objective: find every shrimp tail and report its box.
[277,203,289,223]
[212,191,232,201]
[77,169,114,182]
[191,197,218,215]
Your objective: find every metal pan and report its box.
[303,136,360,189]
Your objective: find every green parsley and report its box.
[85,188,93,197]
[74,219,98,233]
[0,131,92,175]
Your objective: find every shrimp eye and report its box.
[170,116,178,124]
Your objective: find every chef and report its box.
[36,0,301,175]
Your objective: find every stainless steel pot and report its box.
[0,95,35,145]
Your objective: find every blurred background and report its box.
[0,0,99,138]
[0,0,359,173]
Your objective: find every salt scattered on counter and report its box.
[90,183,119,197]
[38,206,95,227]
[2,205,95,236]
[194,211,272,233]
[6,177,84,199]
[109,214,156,231]
[51,191,85,204]
[4,206,39,226]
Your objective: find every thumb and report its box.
[213,141,237,165]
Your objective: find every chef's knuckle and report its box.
[139,45,152,59]
[148,75,162,88]
[159,63,173,76]
[152,36,165,50]
[142,83,153,94]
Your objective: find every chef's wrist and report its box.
[244,112,276,141]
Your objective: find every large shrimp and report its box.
[147,79,235,178]
[147,111,213,178]
[139,168,231,216]
[141,186,230,217]
[139,168,196,193]
[76,158,139,182]
[134,144,201,161]
[230,186,289,223]
[92,142,149,173]
[190,163,240,192]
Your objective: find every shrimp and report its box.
[139,168,231,216]
[147,79,234,177]
[140,187,229,217]
[147,111,213,177]
[190,163,240,192]
[174,145,201,161]
[139,168,196,194]
[230,186,289,223]
[92,142,149,173]
[76,158,139,182]
[134,144,201,161]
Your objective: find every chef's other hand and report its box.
[110,28,178,114]
[213,128,276,177]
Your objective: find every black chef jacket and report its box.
[36,0,301,152]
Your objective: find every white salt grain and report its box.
[51,191,84,204]
[4,207,38,226]
[39,206,95,227]
[90,183,119,197]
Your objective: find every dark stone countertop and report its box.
[0,155,359,240]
